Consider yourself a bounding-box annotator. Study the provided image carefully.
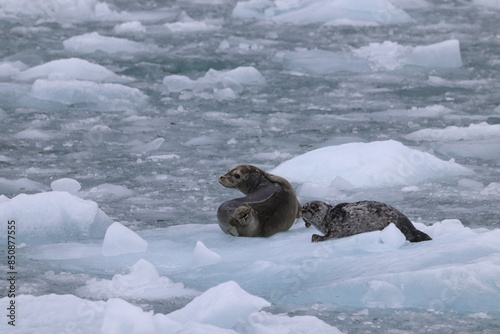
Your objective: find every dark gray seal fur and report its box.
[301,200,432,243]
[217,165,301,237]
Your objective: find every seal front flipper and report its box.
[311,232,335,243]
[233,204,252,226]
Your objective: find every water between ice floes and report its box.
[1,0,500,333]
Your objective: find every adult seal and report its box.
[301,200,432,243]
[217,165,301,237]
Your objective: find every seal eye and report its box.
[234,173,240,179]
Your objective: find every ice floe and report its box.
[233,0,412,25]
[405,122,500,142]
[64,32,151,54]
[271,140,472,189]
[0,191,112,244]
[15,58,128,82]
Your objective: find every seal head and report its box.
[217,165,301,238]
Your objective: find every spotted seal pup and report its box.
[217,165,301,237]
[301,200,432,243]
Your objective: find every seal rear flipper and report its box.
[407,229,432,242]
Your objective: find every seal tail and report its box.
[406,229,432,242]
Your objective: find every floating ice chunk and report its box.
[168,281,271,328]
[0,177,47,194]
[14,128,52,140]
[85,183,134,201]
[0,191,112,244]
[164,11,219,32]
[15,58,127,82]
[64,32,150,54]
[31,79,147,108]
[146,154,180,161]
[76,259,199,299]
[114,21,146,34]
[184,135,219,146]
[405,122,500,142]
[50,178,82,194]
[0,61,27,77]
[163,66,265,93]
[380,223,406,249]
[481,182,500,196]
[0,0,176,22]
[271,140,472,188]
[237,311,343,334]
[473,0,500,9]
[279,39,462,74]
[130,137,165,153]
[191,241,222,268]
[233,0,412,25]
[407,39,462,68]
[102,222,148,256]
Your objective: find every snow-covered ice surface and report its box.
[1,0,500,333]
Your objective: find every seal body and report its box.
[217,165,301,237]
[301,200,432,243]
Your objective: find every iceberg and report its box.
[163,66,265,93]
[405,122,500,142]
[31,79,147,109]
[0,191,112,244]
[63,32,150,54]
[233,0,412,25]
[15,58,128,82]
[270,140,472,188]
[277,40,462,74]
[50,178,82,194]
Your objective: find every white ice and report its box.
[0,177,47,194]
[271,140,472,189]
[84,183,135,201]
[114,21,147,34]
[76,259,198,300]
[31,79,147,109]
[232,0,412,25]
[0,280,340,333]
[64,32,151,54]
[0,0,176,22]
[191,241,222,268]
[0,191,111,244]
[277,39,462,74]
[405,122,500,142]
[50,178,82,194]
[15,58,128,82]
[164,11,219,32]
[101,222,148,256]
[163,66,265,99]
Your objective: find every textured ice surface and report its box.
[163,66,265,94]
[271,140,471,188]
[277,39,462,74]
[76,259,198,299]
[64,32,151,54]
[1,0,500,332]
[15,58,127,82]
[233,0,412,25]
[191,240,222,268]
[31,79,147,108]
[50,178,82,194]
[102,222,148,256]
[0,191,112,244]
[0,281,340,333]
[405,122,500,141]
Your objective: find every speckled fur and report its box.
[301,200,432,243]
